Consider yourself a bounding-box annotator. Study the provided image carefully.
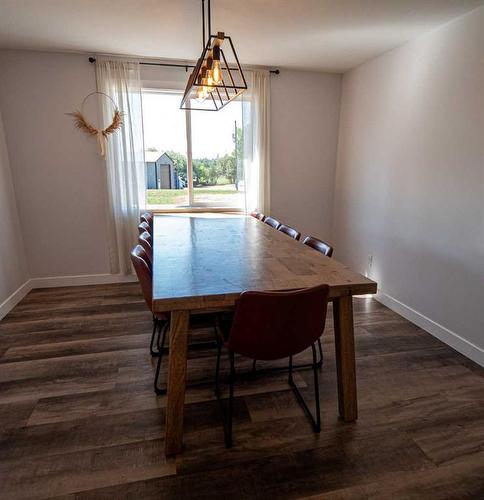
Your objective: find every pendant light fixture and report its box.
[180,0,247,111]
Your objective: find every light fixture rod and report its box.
[208,0,212,43]
[202,0,206,47]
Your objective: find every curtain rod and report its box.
[88,57,280,74]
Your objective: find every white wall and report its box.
[0,51,342,281]
[333,7,484,359]
[0,108,29,312]
[0,50,110,279]
[270,70,341,240]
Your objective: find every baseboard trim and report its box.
[376,291,484,367]
[0,280,33,320]
[0,274,138,320]
[29,273,138,288]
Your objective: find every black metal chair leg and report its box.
[288,343,321,433]
[253,339,323,373]
[153,318,218,396]
[312,344,321,432]
[150,317,169,357]
[316,338,324,368]
[156,319,166,351]
[153,322,169,395]
[149,318,159,357]
[294,337,323,369]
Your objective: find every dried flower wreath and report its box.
[67,91,123,157]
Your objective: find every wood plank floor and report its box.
[0,284,482,499]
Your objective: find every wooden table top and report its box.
[152,214,377,312]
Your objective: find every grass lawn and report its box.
[147,184,243,206]
[147,188,188,205]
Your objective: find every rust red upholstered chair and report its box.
[131,245,169,394]
[215,284,330,447]
[131,245,178,394]
[131,244,217,395]
[278,224,301,241]
[138,231,153,268]
[302,236,333,257]
[263,216,281,229]
[138,221,151,235]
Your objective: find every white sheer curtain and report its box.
[96,60,146,275]
[242,70,271,214]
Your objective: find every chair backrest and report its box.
[263,216,281,229]
[130,245,153,310]
[140,212,154,228]
[138,221,151,235]
[227,284,330,360]
[250,210,265,221]
[302,236,334,257]
[278,224,301,241]
[138,231,153,267]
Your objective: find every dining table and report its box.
[151,213,377,455]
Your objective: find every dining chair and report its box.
[263,216,281,229]
[140,211,154,228]
[278,224,301,240]
[302,236,334,366]
[215,284,330,447]
[138,221,151,235]
[138,231,153,268]
[131,245,168,366]
[250,210,265,221]
[131,245,218,395]
[302,236,334,257]
[253,222,322,371]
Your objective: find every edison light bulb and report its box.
[206,70,214,91]
[201,78,209,98]
[212,44,222,84]
[197,67,209,101]
[196,87,205,102]
[213,60,221,84]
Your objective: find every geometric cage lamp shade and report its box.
[180,0,247,111]
[180,32,247,111]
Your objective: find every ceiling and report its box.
[0,0,482,72]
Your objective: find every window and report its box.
[142,90,244,210]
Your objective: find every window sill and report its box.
[148,206,245,214]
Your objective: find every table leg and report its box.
[165,310,189,455]
[333,295,358,421]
